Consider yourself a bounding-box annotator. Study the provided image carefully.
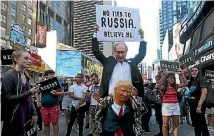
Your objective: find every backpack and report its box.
[205,87,214,108]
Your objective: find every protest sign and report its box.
[24,119,37,136]
[61,83,69,92]
[37,77,61,94]
[205,70,214,79]
[1,49,14,65]
[90,85,100,95]
[160,60,179,72]
[96,5,141,42]
[56,50,82,77]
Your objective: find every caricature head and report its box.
[114,43,128,62]
[11,50,32,69]
[114,80,133,103]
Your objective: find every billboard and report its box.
[81,54,103,77]
[56,50,82,77]
[169,22,184,61]
[36,23,47,48]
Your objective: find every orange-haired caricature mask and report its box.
[114,85,135,104]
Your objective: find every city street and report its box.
[37,110,214,136]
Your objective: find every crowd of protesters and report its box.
[1,25,214,136]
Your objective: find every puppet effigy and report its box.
[92,80,147,136]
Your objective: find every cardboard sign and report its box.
[61,83,69,92]
[179,51,195,70]
[1,49,14,65]
[205,70,214,79]
[24,119,37,136]
[96,5,141,42]
[37,77,61,94]
[90,85,100,95]
[160,60,179,72]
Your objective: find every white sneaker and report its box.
[208,126,212,131]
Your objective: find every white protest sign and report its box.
[96,5,141,42]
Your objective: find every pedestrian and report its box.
[1,50,39,136]
[206,79,214,132]
[187,67,210,136]
[66,73,88,136]
[157,69,188,136]
[142,80,152,133]
[93,80,144,136]
[179,87,191,125]
[92,25,147,99]
[154,74,164,136]
[84,75,92,129]
[87,73,100,136]
[36,70,65,136]
[62,78,73,127]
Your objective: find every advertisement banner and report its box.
[87,60,95,73]
[96,5,141,42]
[169,22,184,60]
[9,24,26,50]
[29,52,41,67]
[192,48,214,68]
[56,50,82,77]
[179,51,195,70]
[27,61,46,73]
[36,23,47,48]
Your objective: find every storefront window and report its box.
[191,24,202,48]
[201,10,214,41]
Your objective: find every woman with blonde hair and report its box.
[1,50,39,136]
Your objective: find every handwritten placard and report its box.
[96,5,141,42]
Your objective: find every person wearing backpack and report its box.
[206,79,214,132]
[157,69,188,136]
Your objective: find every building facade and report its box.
[37,0,73,46]
[1,0,36,49]
[73,0,115,58]
[179,1,214,75]
[158,0,188,58]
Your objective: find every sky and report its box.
[116,0,160,65]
